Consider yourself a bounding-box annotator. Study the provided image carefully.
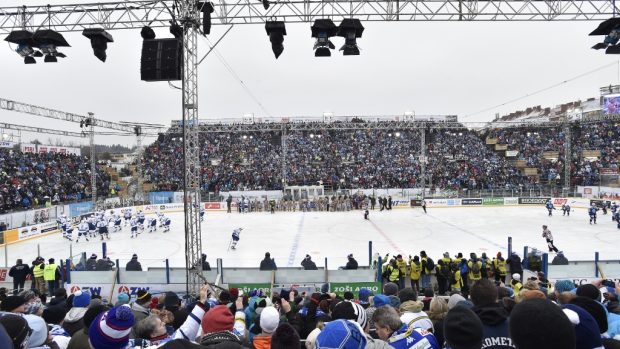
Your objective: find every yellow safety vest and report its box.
[43,264,58,281]
[33,264,44,278]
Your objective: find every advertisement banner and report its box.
[0,141,14,148]
[461,198,482,206]
[159,203,184,212]
[329,282,382,297]
[506,150,519,157]
[65,283,187,301]
[552,198,568,206]
[410,200,421,207]
[20,143,36,153]
[18,221,58,240]
[504,197,519,205]
[205,202,221,210]
[69,202,94,218]
[149,192,174,204]
[227,283,272,296]
[518,197,550,205]
[426,199,447,207]
[482,198,504,206]
[446,199,462,206]
[549,278,620,287]
[272,284,322,297]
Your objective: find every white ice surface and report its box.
[1,206,618,269]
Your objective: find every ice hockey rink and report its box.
[1,206,619,269]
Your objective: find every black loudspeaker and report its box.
[141,38,182,81]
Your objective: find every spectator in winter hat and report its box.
[0,295,26,313]
[399,287,432,332]
[63,290,91,336]
[270,323,300,349]
[116,292,130,307]
[89,305,135,349]
[383,283,398,297]
[358,288,373,308]
[509,298,576,349]
[200,305,247,347]
[130,290,152,326]
[315,319,367,349]
[252,305,279,349]
[372,306,440,348]
[67,304,106,349]
[562,304,604,349]
[570,297,608,335]
[444,305,484,349]
[0,314,30,349]
[24,314,52,348]
[555,280,577,294]
[468,279,513,349]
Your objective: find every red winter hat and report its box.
[229,288,239,301]
[202,305,234,334]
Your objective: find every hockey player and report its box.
[96,217,110,240]
[364,209,369,220]
[615,211,620,229]
[63,224,73,241]
[147,217,157,233]
[162,215,171,232]
[421,199,427,214]
[545,200,555,216]
[130,217,139,238]
[612,202,618,221]
[88,215,97,238]
[123,210,132,226]
[562,203,571,216]
[111,213,122,232]
[137,211,145,230]
[589,203,598,225]
[230,227,243,250]
[200,207,205,221]
[542,225,559,253]
[157,212,165,227]
[76,219,89,243]
[57,214,68,232]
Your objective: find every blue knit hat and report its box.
[117,292,130,305]
[72,290,91,308]
[562,304,604,349]
[88,305,135,349]
[358,288,373,305]
[372,294,390,308]
[555,280,576,293]
[316,319,367,349]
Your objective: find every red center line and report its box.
[369,219,405,255]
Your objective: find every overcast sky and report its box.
[0,1,618,147]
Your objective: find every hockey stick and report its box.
[226,238,233,251]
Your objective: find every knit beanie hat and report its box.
[509,298,576,349]
[388,295,401,309]
[24,314,48,348]
[383,283,398,296]
[512,273,521,281]
[398,287,417,303]
[358,288,373,305]
[562,304,604,349]
[0,314,30,349]
[331,300,368,330]
[1,295,25,312]
[136,290,152,303]
[521,290,546,300]
[316,319,367,349]
[372,294,390,308]
[576,284,601,301]
[164,292,180,309]
[259,306,280,334]
[72,290,91,308]
[570,296,608,334]
[444,305,483,349]
[117,293,130,305]
[201,305,234,334]
[270,323,300,349]
[555,280,576,293]
[43,305,67,325]
[88,305,135,349]
[448,294,466,310]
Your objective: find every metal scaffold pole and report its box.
[420,123,426,197]
[89,112,97,210]
[564,122,572,190]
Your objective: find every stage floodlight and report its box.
[589,18,620,53]
[311,19,337,57]
[262,0,270,10]
[337,18,364,56]
[197,2,214,35]
[5,30,41,63]
[33,29,70,62]
[141,26,156,40]
[265,21,286,59]
[82,28,114,62]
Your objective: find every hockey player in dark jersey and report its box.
[589,204,599,225]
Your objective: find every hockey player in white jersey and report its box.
[147,217,157,233]
[88,215,97,238]
[112,214,122,232]
[230,228,243,250]
[130,217,139,238]
[137,211,146,230]
[162,216,171,232]
[76,219,89,242]
[157,212,165,227]
[123,210,132,226]
[63,224,73,241]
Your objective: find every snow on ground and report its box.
[2,206,618,269]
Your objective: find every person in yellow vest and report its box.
[510,273,523,294]
[492,252,508,284]
[450,263,463,292]
[468,254,483,286]
[408,255,421,294]
[440,252,452,266]
[32,257,47,296]
[396,254,407,289]
[385,259,400,285]
[43,258,61,295]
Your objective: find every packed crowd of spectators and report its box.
[0,149,112,213]
[142,120,619,193]
[1,248,620,349]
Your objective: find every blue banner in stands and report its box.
[149,192,175,204]
[69,202,94,218]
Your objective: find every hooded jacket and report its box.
[399,300,433,332]
[62,307,87,336]
[472,303,516,349]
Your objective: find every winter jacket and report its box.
[9,262,31,281]
[399,301,433,332]
[200,331,251,349]
[125,259,142,271]
[298,306,331,339]
[66,327,89,349]
[507,254,523,274]
[396,259,407,275]
[472,303,516,349]
[409,261,421,280]
[387,324,440,349]
[345,258,358,270]
[301,259,318,270]
[259,258,277,271]
[386,264,400,282]
[251,334,271,349]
